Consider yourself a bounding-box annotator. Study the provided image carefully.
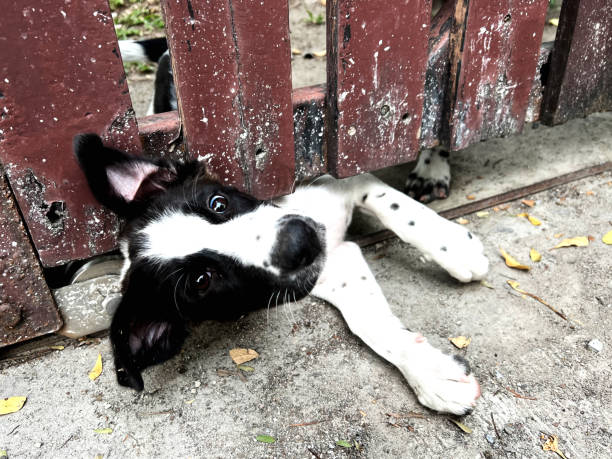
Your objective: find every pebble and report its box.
[485,432,497,445]
[587,338,603,353]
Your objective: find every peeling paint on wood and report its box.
[0,0,141,267]
[160,0,295,199]
[0,167,62,348]
[326,0,431,177]
[448,0,549,151]
[541,0,612,125]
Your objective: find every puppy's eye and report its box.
[209,194,228,213]
[194,271,212,291]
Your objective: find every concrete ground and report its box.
[1,111,611,457]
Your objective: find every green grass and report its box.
[304,9,324,26]
[123,62,155,74]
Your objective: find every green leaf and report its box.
[336,440,352,448]
[94,427,113,434]
[0,450,7,457]
[256,435,276,444]
[237,365,255,372]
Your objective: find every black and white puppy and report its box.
[119,38,453,203]
[74,133,487,415]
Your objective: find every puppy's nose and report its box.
[272,217,322,272]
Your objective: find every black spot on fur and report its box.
[361,276,366,280]
[263,261,269,267]
[439,150,450,158]
[341,282,347,288]
[390,203,399,210]
[468,232,472,239]
[452,354,472,375]
[362,194,368,202]
[376,192,386,198]
[408,221,415,226]
[256,235,261,241]
[441,246,447,252]
[424,158,431,165]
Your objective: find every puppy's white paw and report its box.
[424,222,489,283]
[405,148,451,203]
[398,340,481,415]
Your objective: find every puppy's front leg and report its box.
[339,173,488,282]
[312,242,480,415]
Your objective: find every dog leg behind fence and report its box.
[311,242,480,415]
[327,173,488,282]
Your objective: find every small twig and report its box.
[142,409,174,416]
[505,386,537,400]
[307,447,322,459]
[491,412,501,440]
[8,424,19,435]
[60,434,74,449]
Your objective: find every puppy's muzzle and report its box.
[271,215,322,273]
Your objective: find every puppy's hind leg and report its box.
[311,242,480,415]
[405,147,451,203]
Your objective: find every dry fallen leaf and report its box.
[448,418,472,434]
[603,230,612,245]
[0,396,27,416]
[552,236,589,249]
[549,18,559,26]
[229,348,259,365]
[517,212,541,226]
[456,217,469,225]
[449,336,472,349]
[542,434,568,459]
[585,190,595,196]
[88,353,103,381]
[498,204,510,210]
[291,48,302,55]
[476,211,489,218]
[530,248,542,262]
[521,199,535,207]
[50,345,65,351]
[507,281,567,320]
[553,233,564,238]
[313,50,326,57]
[466,194,476,200]
[500,248,530,270]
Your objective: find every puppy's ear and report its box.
[73,133,183,216]
[110,266,186,391]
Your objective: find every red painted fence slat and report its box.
[541,0,612,125]
[160,0,295,199]
[1,167,62,347]
[327,0,432,178]
[0,0,141,267]
[448,0,549,151]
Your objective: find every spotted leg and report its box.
[324,173,488,282]
[405,148,451,203]
[312,242,481,415]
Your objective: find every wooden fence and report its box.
[0,0,611,346]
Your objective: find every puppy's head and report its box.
[74,134,324,390]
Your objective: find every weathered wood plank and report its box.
[448,0,549,151]
[1,167,62,347]
[0,0,140,267]
[160,0,295,198]
[541,0,612,125]
[326,0,432,177]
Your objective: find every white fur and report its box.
[141,205,286,275]
[409,148,450,185]
[118,41,148,63]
